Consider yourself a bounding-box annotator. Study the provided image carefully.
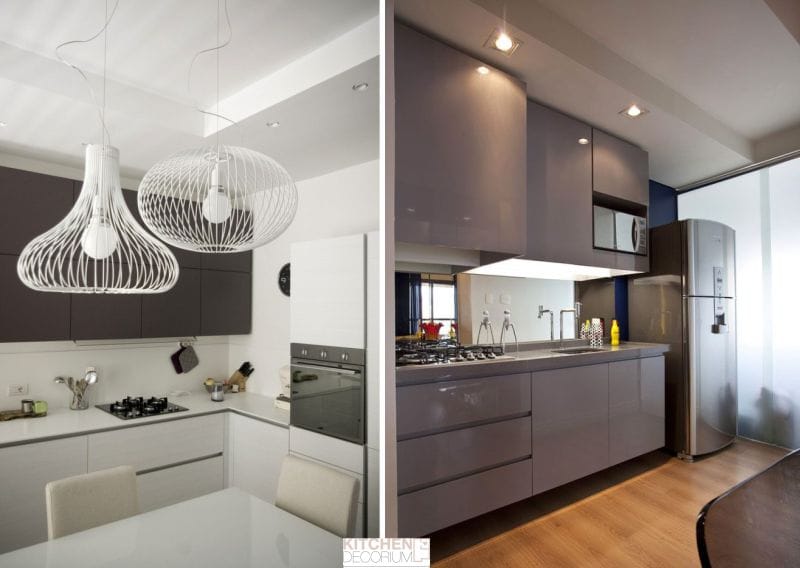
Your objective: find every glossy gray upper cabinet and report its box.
[609,356,665,466]
[532,363,609,495]
[394,23,527,257]
[592,129,649,205]
[526,101,593,265]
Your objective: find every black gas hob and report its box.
[396,340,506,367]
[96,396,188,420]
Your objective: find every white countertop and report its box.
[0,488,342,568]
[0,391,289,448]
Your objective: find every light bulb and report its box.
[202,164,232,224]
[81,216,118,259]
[626,105,642,117]
[495,32,513,52]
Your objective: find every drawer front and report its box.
[398,459,532,537]
[138,456,223,512]
[398,416,531,492]
[397,373,531,438]
[88,414,224,473]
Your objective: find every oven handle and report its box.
[292,363,360,376]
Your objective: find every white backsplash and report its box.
[0,338,231,410]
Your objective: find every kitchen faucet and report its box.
[559,302,582,341]
[538,305,554,341]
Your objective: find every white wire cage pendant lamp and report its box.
[16,1,178,294]
[137,0,298,253]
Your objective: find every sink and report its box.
[551,347,608,355]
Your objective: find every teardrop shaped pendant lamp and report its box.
[17,145,179,293]
[137,145,298,253]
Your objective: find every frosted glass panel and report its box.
[679,158,800,449]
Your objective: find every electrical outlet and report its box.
[7,384,28,396]
[500,294,511,305]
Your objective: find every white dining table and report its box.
[0,488,343,568]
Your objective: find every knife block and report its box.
[228,371,248,392]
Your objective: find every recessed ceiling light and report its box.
[266,121,280,128]
[0,121,6,127]
[484,29,521,56]
[352,82,369,92]
[578,137,589,145]
[476,66,490,75]
[620,104,648,118]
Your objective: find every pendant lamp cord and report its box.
[187,0,238,135]
[55,0,119,147]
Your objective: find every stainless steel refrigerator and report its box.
[629,219,737,460]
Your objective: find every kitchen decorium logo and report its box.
[343,538,430,567]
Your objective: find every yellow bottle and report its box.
[611,319,620,346]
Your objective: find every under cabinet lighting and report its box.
[578,137,589,145]
[484,29,521,56]
[476,66,490,75]
[620,104,648,118]
[466,258,641,281]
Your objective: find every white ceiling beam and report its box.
[472,0,756,162]
[204,16,379,137]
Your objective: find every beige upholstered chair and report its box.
[275,455,359,537]
[45,465,139,539]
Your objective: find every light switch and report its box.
[485,293,495,304]
[500,294,511,305]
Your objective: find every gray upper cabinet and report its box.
[592,129,649,205]
[394,23,527,257]
[532,363,610,495]
[141,268,202,338]
[71,293,142,340]
[0,166,73,255]
[526,101,593,265]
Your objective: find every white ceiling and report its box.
[395,0,800,188]
[0,0,378,182]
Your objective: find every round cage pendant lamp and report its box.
[17,145,179,293]
[137,145,298,252]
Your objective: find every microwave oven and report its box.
[593,205,647,255]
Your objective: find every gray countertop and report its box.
[396,341,669,386]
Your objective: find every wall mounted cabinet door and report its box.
[0,254,71,342]
[71,293,142,340]
[201,269,252,335]
[526,101,593,266]
[394,23,526,256]
[0,167,74,255]
[141,267,201,338]
[201,252,252,273]
[592,129,649,205]
[532,363,609,495]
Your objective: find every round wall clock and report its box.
[278,263,291,296]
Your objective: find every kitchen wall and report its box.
[0,338,231,410]
[457,274,575,343]
[228,159,379,397]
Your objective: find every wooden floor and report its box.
[431,439,787,567]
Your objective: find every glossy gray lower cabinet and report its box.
[396,373,531,438]
[532,363,610,495]
[397,416,532,493]
[394,23,526,257]
[592,129,649,206]
[609,357,665,465]
[398,459,532,537]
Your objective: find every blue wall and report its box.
[613,180,677,340]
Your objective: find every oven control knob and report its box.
[341,353,349,362]
[320,350,328,359]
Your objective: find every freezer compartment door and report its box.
[686,297,737,456]
[685,219,736,298]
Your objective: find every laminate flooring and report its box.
[431,439,788,567]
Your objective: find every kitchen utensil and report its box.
[210,383,225,402]
[179,345,199,373]
[170,346,186,373]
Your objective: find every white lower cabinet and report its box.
[0,437,88,553]
[225,413,289,503]
[138,456,224,512]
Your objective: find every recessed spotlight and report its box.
[620,104,648,118]
[578,137,589,145]
[484,29,521,55]
[352,82,369,92]
[476,66,490,75]
[266,121,280,128]
[0,121,6,127]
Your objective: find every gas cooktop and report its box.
[396,342,507,367]
[96,396,188,420]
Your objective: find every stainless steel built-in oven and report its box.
[289,343,365,444]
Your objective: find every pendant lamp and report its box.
[17,145,179,293]
[16,0,179,294]
[137,0,298,253]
